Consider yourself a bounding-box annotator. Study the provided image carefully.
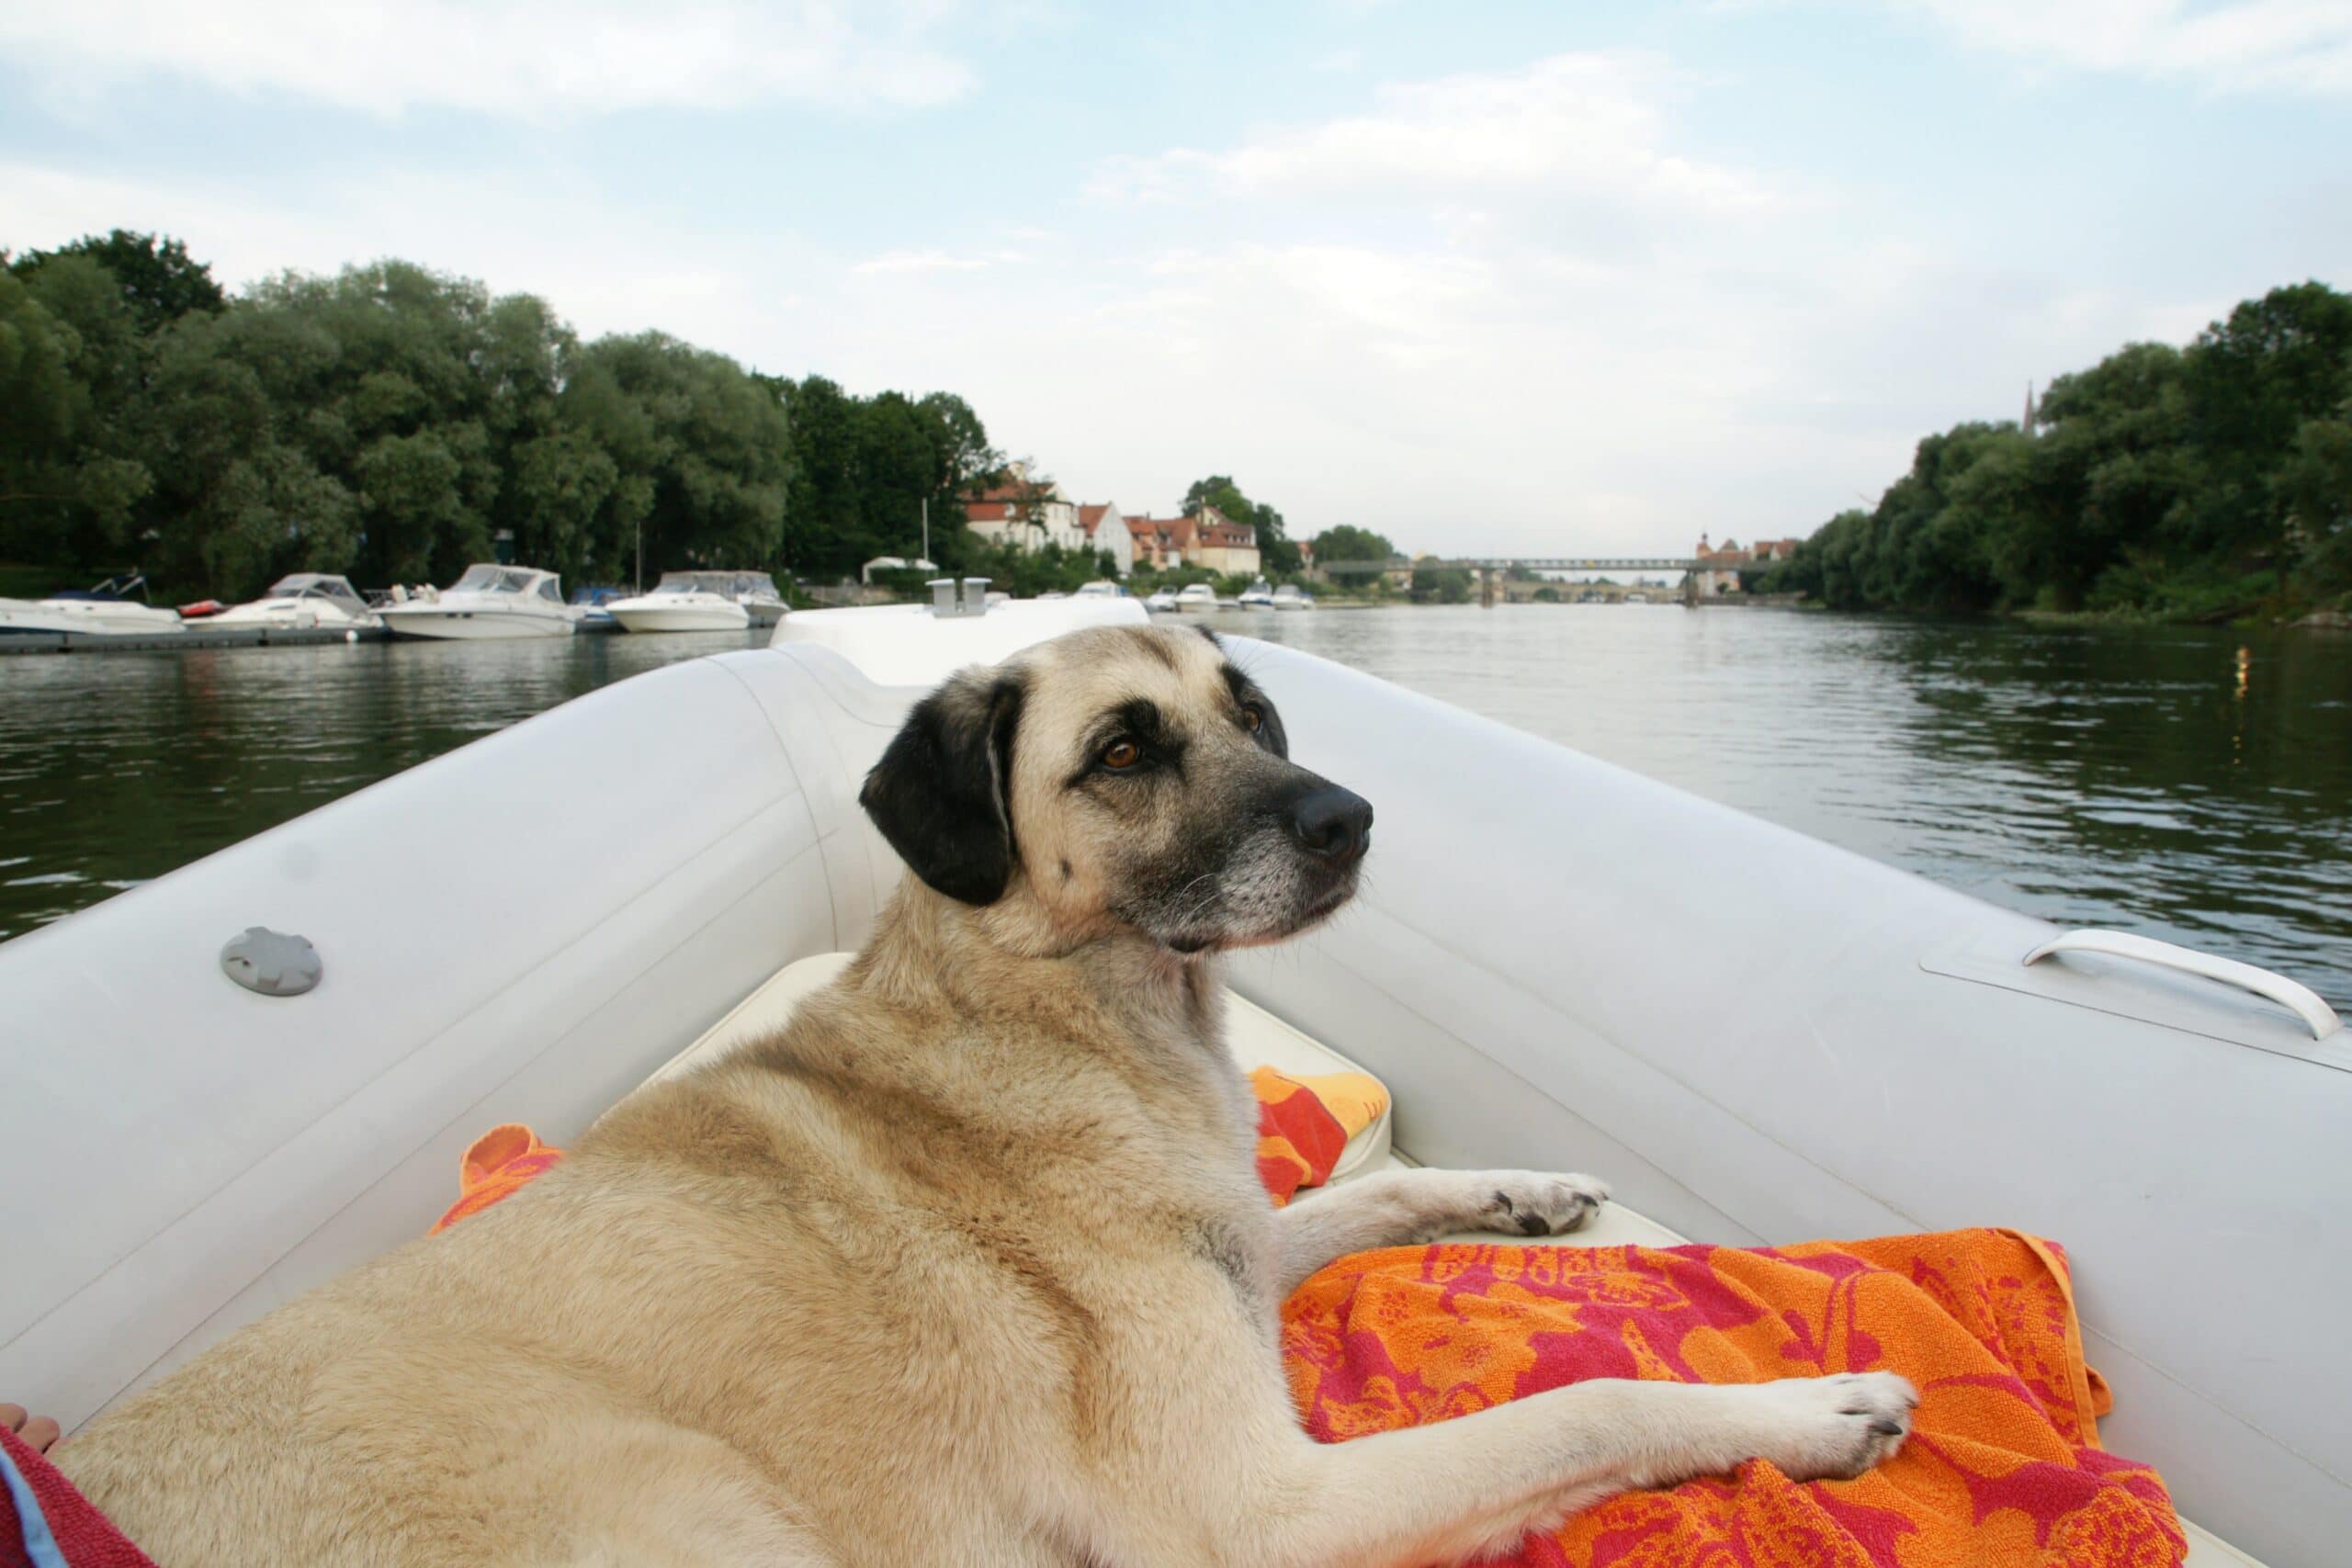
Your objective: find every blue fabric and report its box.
[0,1440,70,1568]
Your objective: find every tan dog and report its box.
[54,624,1912,1566]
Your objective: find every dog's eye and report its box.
[1102,739,1141,770]
[1241,705,1263,734]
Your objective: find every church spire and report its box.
[2022,380,2037,438]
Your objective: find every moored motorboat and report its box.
[733,572,788,628]
[1174,582,1224,614]
[0,575,184,638]
[0,597,2329,1565]
[209,574,380,632]
[605,570,784,632]
[605,573,750,634]
[1272,583,1315,610]
[570,586,628,634]
[1237,577,1276,608]
[1144,587,1180,612]
[376,565,577,640]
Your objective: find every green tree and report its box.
[1184,473,1302,576]
[1307,524,1397,585]
[9,229,226,333]
[0,264,152,569]
[1409,565,1472,604]
[2278,410,2352,600]
[571,332,791,582]
[1772,281,2352,618]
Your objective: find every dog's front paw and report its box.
[1742,1372,1917,1482]
[1476,1171,1611,1237]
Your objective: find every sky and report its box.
[4,1,2350,557]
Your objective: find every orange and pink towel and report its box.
[1284,1232,2182,1565]
[428,1122,565,1235]
[430,1083,2182,1566]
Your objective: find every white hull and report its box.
[209,604,377,631]
[379,606,575,639]
[0,600,184,637]
[0,597,2331,1564]
[608,605,751,634]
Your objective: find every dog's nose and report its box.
[1288,786,1373,866]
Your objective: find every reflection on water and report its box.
[0,631,766,941]
[2,608,2346,1008]
[1241,606,2352,1010]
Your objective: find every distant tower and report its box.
[2022,381,2037,438]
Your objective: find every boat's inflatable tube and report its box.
[0,630,2342,1564]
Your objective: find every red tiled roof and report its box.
[1125,515,1193,545]
[965,502,1016,522]
[965,480,1047,504]
[1199,523,1255,548]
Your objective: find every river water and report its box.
[4,606,2346,1007]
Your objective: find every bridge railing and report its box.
[1315,558,1724,573]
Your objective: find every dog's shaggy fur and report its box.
[54,625,1911,1566]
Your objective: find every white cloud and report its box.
[1899,0,2352,95]
[0,0,976,118]
[1089,53,1781,216]
[0,37,2297,558]
[852,248,1023,275]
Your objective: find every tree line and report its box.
[1763,281,2352,619]
[0,231,1010,602]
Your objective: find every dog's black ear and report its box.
[859,668,1025,905]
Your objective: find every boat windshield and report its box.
[652,570,780,600]
[451,566,539,595]
[263,575,365,606]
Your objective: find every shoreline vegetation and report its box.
[6,234,2344,628]
[0,231,1343,609]
[1751,280,2352,627]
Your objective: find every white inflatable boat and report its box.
[0,597,2338,1565]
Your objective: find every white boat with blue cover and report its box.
[0,595,2334,1564]
[0,575,184,638]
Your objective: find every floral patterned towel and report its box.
[1282,1230,2184,1567]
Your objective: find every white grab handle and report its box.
[2023,929,2343,1043]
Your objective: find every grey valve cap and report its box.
[220,927,322,997]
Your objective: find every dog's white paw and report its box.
[1740,1372,1917,1482]
[1473,1171,1611,1237]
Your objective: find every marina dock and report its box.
[0,624,390,656]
